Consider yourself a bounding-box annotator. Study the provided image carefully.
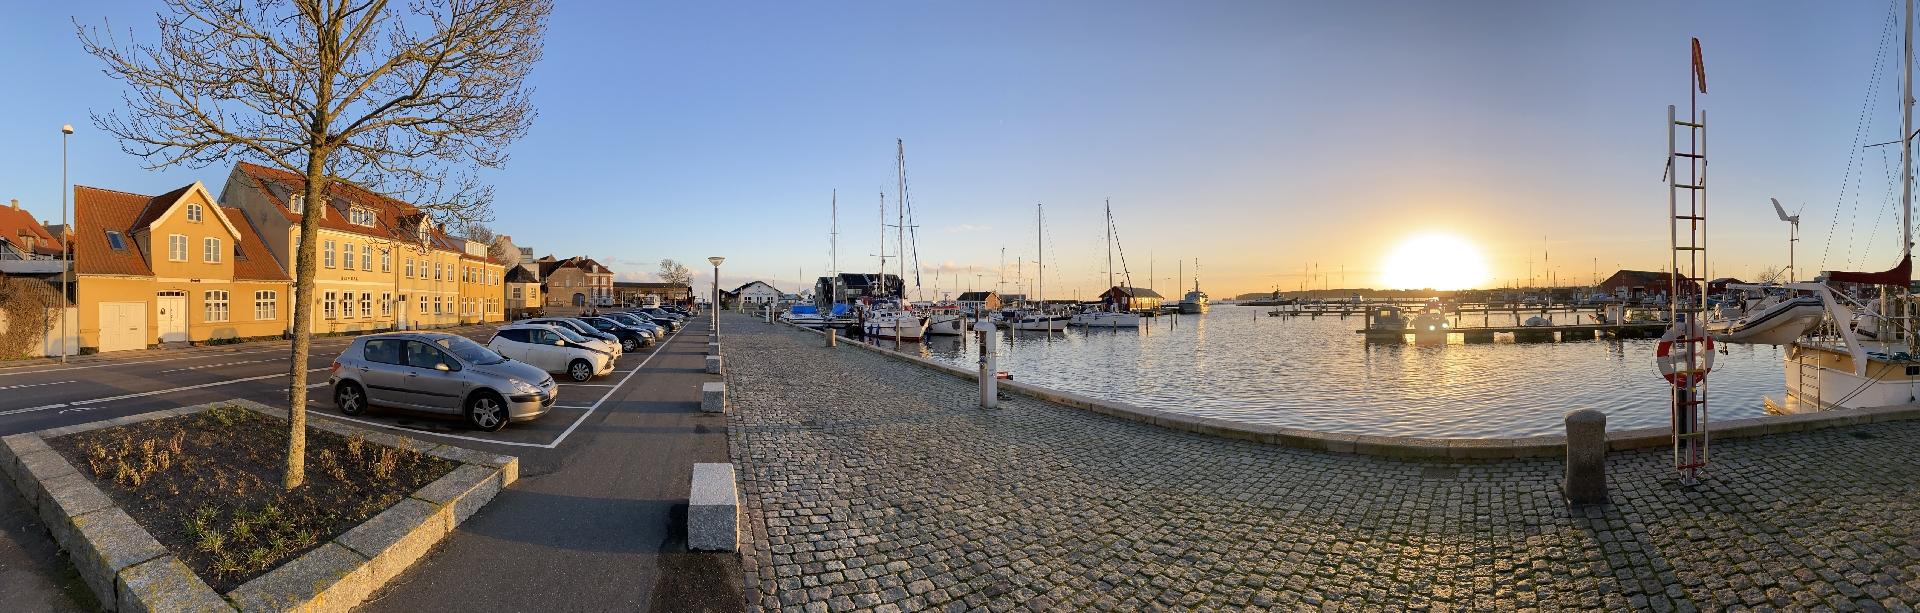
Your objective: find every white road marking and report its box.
[557,383,617,387]
[546,326,684,449]
[0,368,330,418]
[158,359,274,373]
[0,380,74,391]
[0,340,358,378]
[310,413,555,448]
[0,403,70,417]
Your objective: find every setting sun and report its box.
[1380,233,1491,290]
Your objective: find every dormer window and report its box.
[349,208,375,227]
[289,194,305,214]
[186,203,203,223]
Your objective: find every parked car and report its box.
[627,310,683,332]
[523,317,623,357]
[489,323,617,383]
[578,316,653,352]
[602,312,665,340]
[641,307,686,322]
[329,332,556,432]
[661,305,692,317]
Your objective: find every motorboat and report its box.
[1707,286,1823,345]
[1410,302,1450,343]
[1008,309,1069,331]
[1070,310,1142,328]
[1522,315,1552,327]
[1178,288,1209,314]
[924,303,966,336]
[824,303,857,329]
[779,305,828,329]
[862,300,926,340]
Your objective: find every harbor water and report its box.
[870,305,1787,438]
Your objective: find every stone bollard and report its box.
[688,463,739,551]
[1563,409,1608,505]
[827,328,838,347]
[701,382,727,413]
[705,355,723,374]
[707,341,721,356]
[975,319,998,409]
[707,333,717,344]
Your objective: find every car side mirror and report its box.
[554,340,566,346]
[434,363,452,372]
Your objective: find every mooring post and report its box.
[1563,408,1608,505]
[976,319,998,409]
[827,327,837,347]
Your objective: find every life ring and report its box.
[1655,324,1714,386]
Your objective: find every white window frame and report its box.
[380,292,392,316]
[255,290,277,320]
[186,203,203,223]
[203,237,222,263]
[360,292,372,318]
[349,208,375,227]
[419,295,428,314]
[323,240,336,268]
[338,292,354,319]
[168,234,188,262]
[323,291,337,319]
[361,244,373,271]
[381,250,391,273]
[405,258,415,278]
[343,243,356,270]
[204,290,229,322]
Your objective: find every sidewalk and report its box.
[0,324,499,372]
[360,315,741,611]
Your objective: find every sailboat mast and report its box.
[1037,203,1045,309]
[897,140,906,303]
[878,191,886,298]
[831,189,839,303]
[1905,0,1915,351]
[1106,199,1115,308]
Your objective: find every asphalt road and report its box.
[0,314,742,611]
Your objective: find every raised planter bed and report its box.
[0,399,518,612]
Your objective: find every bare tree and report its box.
[462,221,496,245]
[657,259,692,286]
[80,0,551,489]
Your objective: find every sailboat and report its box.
[1072,199,1144,328]
[1011,203,1070,331]
[1779,1,1920,412]
[862,143,928,341]
[1178,259,1210,314]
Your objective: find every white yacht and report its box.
[924,304,966,336]
[862,300,926,341]
[1707,287,1823,346]
[1071,310,1142,328]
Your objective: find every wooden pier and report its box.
[1356,322,1667,342]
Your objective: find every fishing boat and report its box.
[1179,262,1210,314]
[1411,301,1450,343]
[924,303,966,336]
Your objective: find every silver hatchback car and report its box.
[329,332,557,431]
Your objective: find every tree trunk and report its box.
[284,151,330,490]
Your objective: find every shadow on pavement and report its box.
[650,503,746,613]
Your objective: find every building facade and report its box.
[727,281,783,310]
[537,256,614,308]
[611,281,692,307]
[73,183,290,351]
[504,266,542,318]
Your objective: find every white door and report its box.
[527,329,566,372]
[97,302,148,353]
[156,293,187,343]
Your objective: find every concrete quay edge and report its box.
[779,319,1920,460]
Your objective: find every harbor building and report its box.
[1099,286,1164,312]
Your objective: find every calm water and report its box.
[868,305,1786,438]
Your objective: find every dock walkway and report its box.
[723,313,1920,611]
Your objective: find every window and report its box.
[349,208,375,227]
[105,230,127,250]
[360,292,372,318]
[495,328,529,343]
[361,245,372,271]
[204,290,229,322]
[290,194,305,214]
[324,291,337,319]
[203,237,222,263]
[338,292,353,319]
[433,297,443,314]
[419,295,428,314]
[168,234,188,261]
[363,339,404,365]
[405,341,457,371]
[343,243,356,270]
[434,263,442,280]
[186,203,203,223]
[255,291,277,320]
[405,258,415,278]
[380,250,391,273]
[323,240,336,268]
[381,292,392,316]
[512,287,522,300]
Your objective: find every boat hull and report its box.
[1709,299,1823,346]
[1011,316,1069,331]
[925,314,966,336]
[1070,312,1141,328]
[1783,343,1920,411]
[863,317,926,340]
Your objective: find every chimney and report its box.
[9,199,17,211]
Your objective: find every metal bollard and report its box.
[975,320,998,409]
[827,328,838,347]
[1563,408,1608,505]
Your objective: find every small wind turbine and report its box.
[1771,197,1801,283]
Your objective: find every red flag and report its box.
[1691,38,1707,93]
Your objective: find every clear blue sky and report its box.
[0,1,1910,296]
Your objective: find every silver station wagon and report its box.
[328,332,557,431]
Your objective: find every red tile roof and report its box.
[73,186,156,276]
[223,207,289,281]
[231,161,497,264]
[0,201,61,256]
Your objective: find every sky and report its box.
[0,1,1914,298]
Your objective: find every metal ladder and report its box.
[1667,42,1711,481]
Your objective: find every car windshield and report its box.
[433,335,506,365]
[546,325,591,343]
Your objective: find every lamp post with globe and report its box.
[707,256,725,330]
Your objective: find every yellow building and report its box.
[73,183,290,352]
[220,162,504,333]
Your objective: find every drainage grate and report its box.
[1420,466,1460,480]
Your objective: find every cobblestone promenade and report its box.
[723,316,1920,611]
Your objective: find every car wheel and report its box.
[621,337,638,352]
[567,359,595,382]
[335,382,368,416]
[466,391,509,432]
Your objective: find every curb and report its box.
[0,399,517,612]
[776,320,1920,460]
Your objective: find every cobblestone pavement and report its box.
[723,316,1920,611]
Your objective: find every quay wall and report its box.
[777,319,1920,460]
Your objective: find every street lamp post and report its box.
[708,256,725,331]
[60,124,73,363]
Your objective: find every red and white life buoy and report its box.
[1655,324,1714,386]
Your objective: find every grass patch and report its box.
[46,404,457,592]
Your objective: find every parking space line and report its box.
[0,339,363,378]
[557,383,617,387]
[0,403,71,417]
[0,368,327,417]
[310,413,554,448]
[543,326,685,449]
